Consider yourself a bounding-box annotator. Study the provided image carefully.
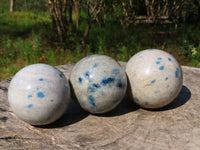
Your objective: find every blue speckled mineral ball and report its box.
[70,55,127,114]
[8,64,70,125]
[126,49,183,109]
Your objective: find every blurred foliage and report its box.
[0,0,199,80]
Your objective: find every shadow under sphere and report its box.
[150,85,191,111]
[36,98,89,128]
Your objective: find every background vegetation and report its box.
[0,0,200,81]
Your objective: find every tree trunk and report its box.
[73,0,80,28]
[81,0,103,48]
[10,0,15,12]
[81,2,91,49]
[145,0,156,19]
[49,0,68,43]
[81,20,92,48]
[163,0,169,16]
[69,0,73,32]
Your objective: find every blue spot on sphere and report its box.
[93,83,101,88]
[101,77,115,86]
[157,57,162,60]
[84,71,90,77]
[151,80,156,84]
[37,92,45,98]
[93,63,98,68]
[88,86,95,92]
[134,97,139,102]
[145,102,149,105]
[88,83,101,92]
[116,82,123,88]
[39,78,44,81]
[78,77,83,83]
[156,61,160,64]
[159,66,164,70]
[50,99,54,102]
[88,95,96,107]
[28,95,32,98]
[168,58,172,61]
[175,68,179,78]
[165,77,168,80]
[59,73,64,78]
[27,104,33,108]
[112,69,119,75]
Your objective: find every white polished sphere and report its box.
[126,49,183,109]
[70,55,127,114]
[8,64,70,125]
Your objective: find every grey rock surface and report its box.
[0,62,199,150]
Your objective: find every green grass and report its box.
[0,11,52,41]
[0,0,9,14]
[0,11,53,80]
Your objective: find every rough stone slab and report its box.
[0,62,199,150]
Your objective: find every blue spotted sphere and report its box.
[70,55,127,114]
[126,49,183,109]
[8,64,70,125]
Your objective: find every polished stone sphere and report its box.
[8,64,70,125]
[70,55,127,114]
[126,49,183,109]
